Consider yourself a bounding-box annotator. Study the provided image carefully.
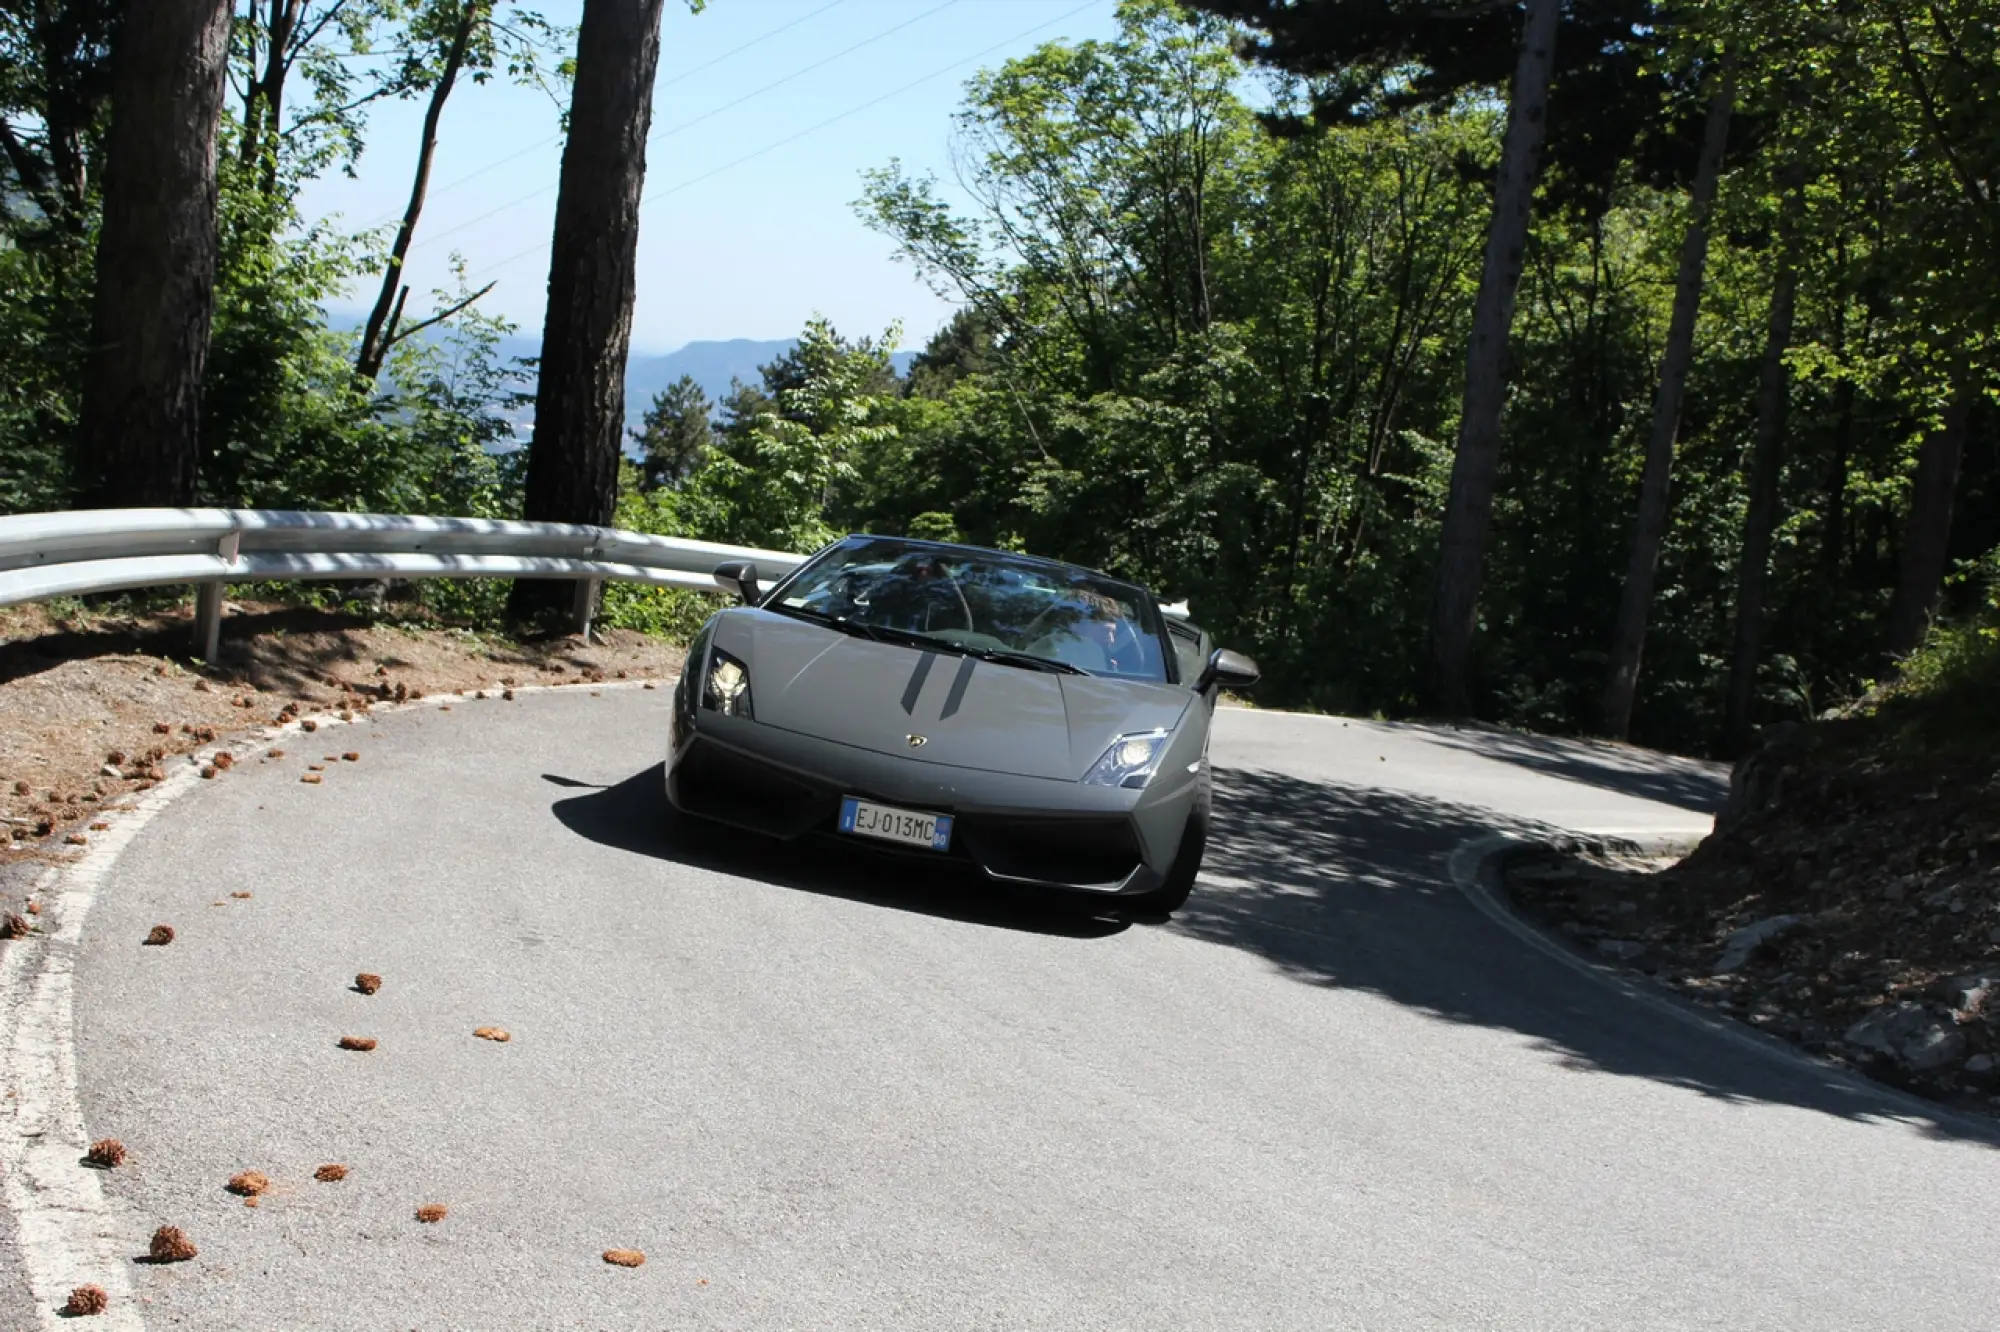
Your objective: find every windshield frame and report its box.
[755,535,1182,684]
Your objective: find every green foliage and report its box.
[1834,547,2000,757]
[0,240,85,511]
[596,461,725,640]
[905,511,963,543]
[855,5,1497,711]
[1895,551,2000,703]
[5,0,1998,713]
[631,374,713,491]
[679,315,901,552]
[200,136,530,517]
[838,0,2000,753]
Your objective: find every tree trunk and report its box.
[354,0,486,386]
[1422,0,1561,716]
[255,0,301,195]
[31,2,102,220]
[508,0,668,622]
[1884,374,1974,661]
[1599,62,1735,739]
[1818,249,1856,589]
[73,0,233,508]
[1721,234,1800,753]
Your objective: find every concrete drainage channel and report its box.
[1447,831,2000,1141]
[0,676,673,1330]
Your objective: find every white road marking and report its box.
[0,678,671,1329]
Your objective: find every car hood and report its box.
[711,609,1193,781]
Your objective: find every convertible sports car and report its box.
[665,534,1259,915]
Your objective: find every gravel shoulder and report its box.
[0,597,688,874]
[1502,723,2000,1122]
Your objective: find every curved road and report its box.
[6,687,1996,1328]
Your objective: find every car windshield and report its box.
[766,538,1170,681]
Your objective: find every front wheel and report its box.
[1122,807,1208,918]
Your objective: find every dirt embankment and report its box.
[0,599,686,866]
[1505,719,2000,1119]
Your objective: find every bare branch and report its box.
[1881,1,1994,222]
[284,0,356,76]
[381,280,497,353]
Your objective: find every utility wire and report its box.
[470,0,1102,283]
[409,0,969,252]
[360,0,856,231]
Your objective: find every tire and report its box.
[1123,805,1208,918]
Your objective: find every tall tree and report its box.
[73,0,233,507]
[1425,0,1561,715]
[509,0,676,621]
[1182,0,1682,714]
[1884,373,1976,660]
[353,0,491,385]
[1599,55,1735,738]
[233,1,410,198]
[0,0,120,229]
[632,374,712,490]
[1721,176,1804,751]
[679,315,900,551]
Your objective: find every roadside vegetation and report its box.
[2,0,1994,761]
[1506,555,2000,1115]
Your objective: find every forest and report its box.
[1,0,1994,758]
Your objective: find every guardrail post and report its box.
[194,529,241,661]
[572,577,601,644]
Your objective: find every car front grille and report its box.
[955,814,1142,888]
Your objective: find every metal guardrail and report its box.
[0,508,807,660]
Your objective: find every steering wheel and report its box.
[938,570,974,632]
[1105,619,1144,673]
[888,564,974,633]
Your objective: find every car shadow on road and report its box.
[1180,765,1996,1147]
[545,764,1130,941]
[546,758,1989,1144]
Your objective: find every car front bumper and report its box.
[666,713,1200,896]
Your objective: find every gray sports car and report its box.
[665,534,1259,915]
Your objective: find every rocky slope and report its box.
[1506,706,2000,1118]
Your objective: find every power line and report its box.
[366,0,856,229]
[407,0,969,253]
[469,0,1103,284]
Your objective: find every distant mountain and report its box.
[322,311,918,452]
[627,338,921,425]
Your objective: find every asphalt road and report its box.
[12,688,1997,1329]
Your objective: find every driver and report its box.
[1071,590,1132,671]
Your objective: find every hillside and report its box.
[1503,631,2000,1118]
[324,312,919,443]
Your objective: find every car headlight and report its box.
[701,646,754,719]
[1082,729,1169,789]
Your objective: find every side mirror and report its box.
[712,559,760,604]
[1196,647,1259,694]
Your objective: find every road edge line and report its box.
[1447,832,2000,1141]
[0,676,677,1329]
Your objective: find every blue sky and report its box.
[301,0,1122,357]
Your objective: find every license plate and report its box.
[838,797,953,852]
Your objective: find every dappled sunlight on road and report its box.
[541,755,1991,1144]
[1172,765,1993,1146]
